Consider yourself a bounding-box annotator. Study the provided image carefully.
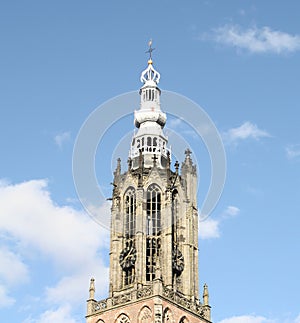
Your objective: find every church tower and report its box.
[86,47,212,323]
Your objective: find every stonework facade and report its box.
[86,52,212,323]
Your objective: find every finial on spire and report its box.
[140,40,160,84]
[115,158,121,174]
[146,39,155,63]
[89,278,95,300]
[203,283,209,306]
[175,160,179,174]
[185,148,192,158]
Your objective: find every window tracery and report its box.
[122,188,136,286]
[115,314,130,323]
[138,306,152,323]
[163,308,174,323]
[146,184,161,281]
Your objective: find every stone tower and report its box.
[86,50,212,323]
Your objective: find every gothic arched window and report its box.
[115,314,130,323]
[123,188,136,286]
[163,308,174,323]
[146,184,161,236]
[172,189,179,245]
[124,188,136,239]
[146,184,161,281]
[138,306,152,323]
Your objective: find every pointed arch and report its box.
[146,183,162,281]
[172,188,179,234]
[124,187,136,238]
[115,313,130,323]
[179,316,189,323]
[163,307,174,323]
[146,184,161,236]
[122,187,136,287]
[138,306,152,323]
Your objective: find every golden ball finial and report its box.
[148,59,153,65]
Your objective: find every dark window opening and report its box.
[146,184,161,281]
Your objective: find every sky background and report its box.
[1,1,300,322]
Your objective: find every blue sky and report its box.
[1,1,300,322]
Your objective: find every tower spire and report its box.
[130,41,169,169]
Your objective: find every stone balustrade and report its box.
[91,285,209,320]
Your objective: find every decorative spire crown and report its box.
[140,39,160,85]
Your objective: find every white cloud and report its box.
[294,314,300,323]
[0,247,29,286]
[224,205,240,217]
[199,205,239,239]
[0,179,110,317]
[212,24,300,54]
[45,262,109,306]
[286,144,300,160]
[218,313,300,323]
[218,315,274,323]
[223,122,270,144]
[0,241,30,309]
[199,218,220,239]
[24,304,77,323]
[0,180,110,271]
[54,131,71,148]
[0,285,15,308]
[168,118,183,128]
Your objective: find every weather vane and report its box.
[145,39,155,60]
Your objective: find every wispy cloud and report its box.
[199,218,220,239]
[223,205,240,217]
[223,122,270,144]
[54,131,71,148]
[24,304,76,323]
[210,24,300,54]
[199,205,240,239]
[217,314,274,323]
[168,118,183,128]
[286,144,300,160]
[0,285,15,308]
[218,313,300,323]
[0,247,30,307]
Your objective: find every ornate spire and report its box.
[129,40,169,169]
[140,59,161,85]
[140,39,161,85]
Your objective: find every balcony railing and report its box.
[91,285,209,320]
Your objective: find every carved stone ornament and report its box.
[119,246,137,270]
[172,247,184,275]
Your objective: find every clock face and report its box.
[172,248,184,275]
[119,246,137,270]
